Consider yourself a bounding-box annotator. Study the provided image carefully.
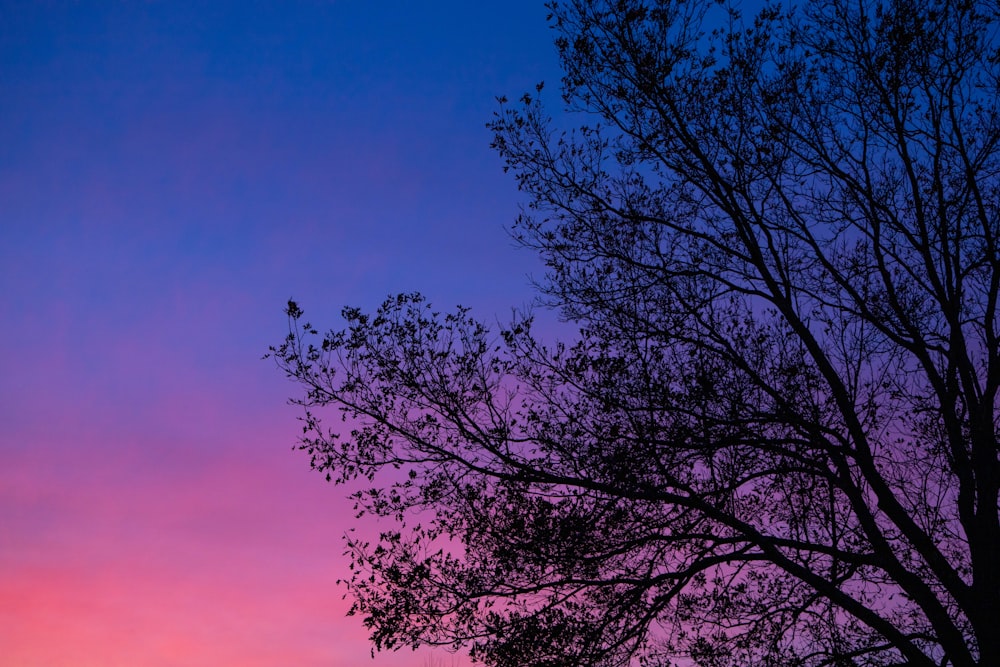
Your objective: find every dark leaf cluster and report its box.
[270,1,1000,665]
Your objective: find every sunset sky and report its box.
[0,2,559,665]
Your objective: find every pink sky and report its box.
[0,2,558,664]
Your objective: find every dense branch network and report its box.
[271,1,1000,665]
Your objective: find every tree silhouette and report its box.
[271,0,1000,665]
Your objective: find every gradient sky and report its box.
[1,2,560,665]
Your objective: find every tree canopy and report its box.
[271,0,1000,665]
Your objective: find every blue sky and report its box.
[0,2,561,665]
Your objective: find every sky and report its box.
[0,2,560,665]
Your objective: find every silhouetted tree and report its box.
[271,0,1000,665]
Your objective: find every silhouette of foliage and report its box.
[271,0,1000,665]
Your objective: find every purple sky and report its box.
[1,2,560,664]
